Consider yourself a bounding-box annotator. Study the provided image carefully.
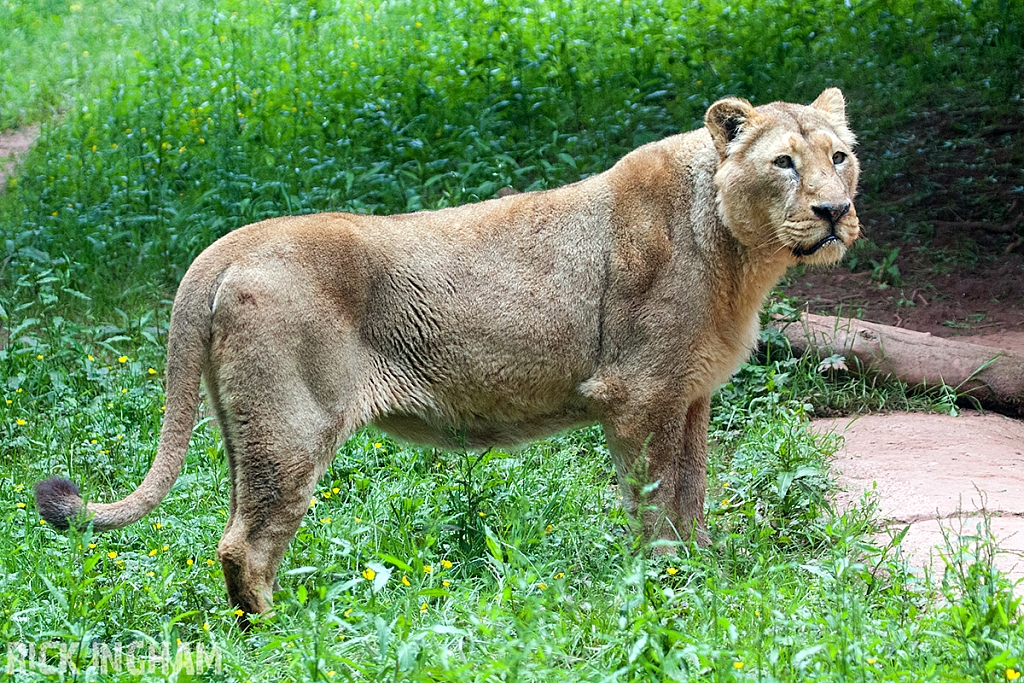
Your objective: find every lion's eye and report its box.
[773,155,794,169]
[832,151,847,165]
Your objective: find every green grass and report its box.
[2,0,1024,679]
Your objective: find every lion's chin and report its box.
[792,236,847,265]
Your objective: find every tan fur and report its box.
[35,89,860,617]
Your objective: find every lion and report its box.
[35,89,860,618]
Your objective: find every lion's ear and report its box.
[705,97,757,157]
[811,88,847,127]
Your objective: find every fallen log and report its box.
[774,313,1024,416]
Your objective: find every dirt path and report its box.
[0,124,39,193]
[815,410,1024,584]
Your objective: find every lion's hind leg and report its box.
[207,265,378,621]
[213,377,358,621]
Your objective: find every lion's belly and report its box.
[372,403,594,450]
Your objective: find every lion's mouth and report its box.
[792,234,840,258]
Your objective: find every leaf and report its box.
[285,566,319,576]
[39,574,68,612]
[793,643,826,667]
[377,553,412,572]
[374,616,391,663]
[367,562,391,594]
[427,624,467,637]
[628,633,648,664]
[483,526,504,565]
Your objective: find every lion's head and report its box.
[705,88,860,266]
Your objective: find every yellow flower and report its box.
[423,565,432,574]
[544,524,553,534]
[203,622,210,630]
[146,571,154,577]
[107,551,117,559]
[733,662,744,670]
[16,388,22,393]
[16,419,26,426]
[234,609,244,616]
[5,400,11,405]
[154,522,162,529]
[554,572,565,580]
[148,368,156,375]
[537,582,548,590]
[162,544,169,551]
[118,356,128,363]
[15,502,25,509]
[354,517,362,523]
[207,559,215,565]
[867,657,877,664]
[720,498,731,508]
[320,517,331,524]
[441,559,452,569]
[88,543,96,549]
[309,499,317,507]
[111,143,117,149]
[1008,670,1021,682]
[362,567,376,581]
[332,487,340,494]
[322,491,331,498]
[39,520,46,525]
[442,580,450,587]
[402,575,411,586]
[415,21,422,27]
[478,511,486,518]
[373,442,382,448]
[91,145,97,152]
[187,558,194,566]
[36,354,43,360]
[666,567,678,575]
[419,602,427,613]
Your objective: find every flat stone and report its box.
[813,411,1024,584]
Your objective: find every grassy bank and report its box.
[2,0,1023,679]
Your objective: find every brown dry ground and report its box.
[0,124,39,193]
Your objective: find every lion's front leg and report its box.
[604,392,711,550]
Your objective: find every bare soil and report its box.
[0,124,39,193]
[815,410,1024,584]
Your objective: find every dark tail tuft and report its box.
[34,477,84,530]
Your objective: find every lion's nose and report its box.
[812,202,850,226]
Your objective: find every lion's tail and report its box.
[35,260,220,532]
